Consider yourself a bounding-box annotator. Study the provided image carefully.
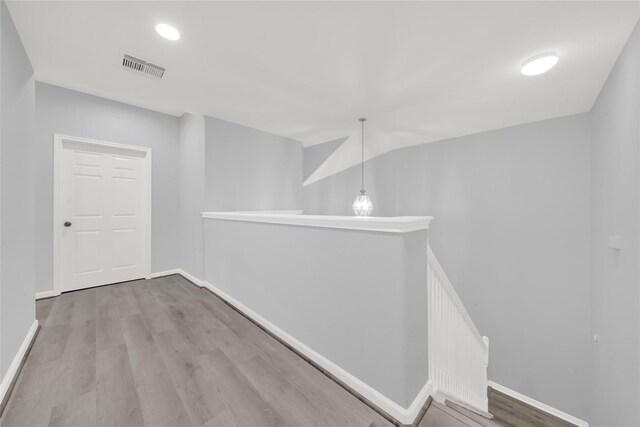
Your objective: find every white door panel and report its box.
[56,137,151,293]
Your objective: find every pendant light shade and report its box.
[353,118,373,217]
[353,190,373,217]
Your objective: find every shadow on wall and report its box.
[304,137,348,181]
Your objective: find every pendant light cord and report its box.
[360,118,366,192]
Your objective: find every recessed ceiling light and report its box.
[156,23,180,41]
[521,53,558,76]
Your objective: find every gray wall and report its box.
[205,116,302,212]
[178,113,206,278]
[0,0,36,377]
[304,114,593,420]
[590,21,639,427]
[304,137,346,181]
[203,219,428,408]
[34,83,181,292]
[33,87,306,293]
[177,114,303,278]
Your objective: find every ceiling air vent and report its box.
[122,53,165,79]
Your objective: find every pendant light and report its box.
[352,118,373,217]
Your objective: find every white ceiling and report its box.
[7,1,640,184]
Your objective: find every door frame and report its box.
[53,134,152,295]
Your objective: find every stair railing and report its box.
[427,242,489,413]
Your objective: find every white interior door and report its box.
[56,136,151,293]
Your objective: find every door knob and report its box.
[64,221,72,227]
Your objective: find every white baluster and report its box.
[426,243,489,413]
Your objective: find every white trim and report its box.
[53,134,152,294]
[150,269,205,288]
[488,381,589,427]
[149,269,181,279]
[34,268,191,300]
[35,290,60,300]
[176,269,205,287]
[202,211,433,233]
[230,210,304,215]
[406,381,435,421]
[0,320,39,405]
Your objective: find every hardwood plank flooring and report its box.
[488,388,576,427]
[0,276,398,427]
[418,404,471,427]
[444,402,504,427]
[49,390,97,427]
[96,344,144,427]
[4,275,554,427]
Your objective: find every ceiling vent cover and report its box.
[122,53,165,79]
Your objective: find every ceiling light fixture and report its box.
[352,118,373,217]
[521,53,558,76]
[156,23,180,41]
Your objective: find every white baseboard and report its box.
[0,320,39,406]
[488,381,588,427]
[195,275,430,425]
[35,270,183,299]
[151,269,205,288]
[35,290,60,300]
[175,269,205,288]
[149,269,181,279]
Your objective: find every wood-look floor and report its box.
[1,275,401,427]
[0,275,566,427]
[487,388,577,427]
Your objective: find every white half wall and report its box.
[203,217,429,410]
